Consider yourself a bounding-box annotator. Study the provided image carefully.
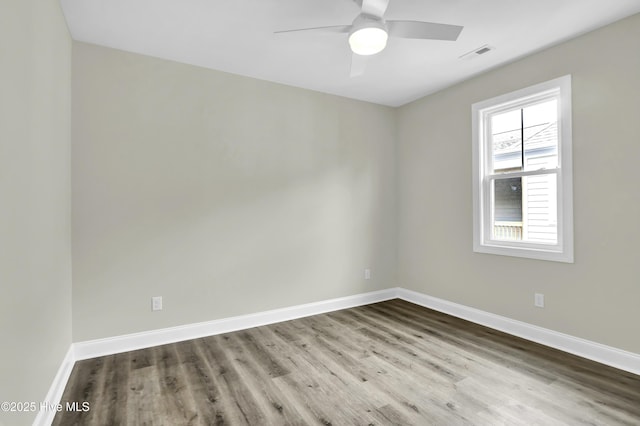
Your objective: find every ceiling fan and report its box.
[275,0,463,77]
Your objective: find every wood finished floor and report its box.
[54,299,640,425]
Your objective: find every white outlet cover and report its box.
[364,269,371,280]
[534,293,545,308]
[152,296,163,311]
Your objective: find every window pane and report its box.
[490,99,559,174]
[494,177,522,222]
[491,173,558,244]
[491,109,521,173]
[492,177,523,241]
[523,173,558,244]
[523,100,558,170]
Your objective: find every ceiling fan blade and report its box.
[350,53,368,77]
[274,25,351,35]
[387,21,463,41]
[354,0,390,19]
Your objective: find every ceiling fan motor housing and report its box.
[349,14,389,55]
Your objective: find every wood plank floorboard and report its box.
[53,299,640,425]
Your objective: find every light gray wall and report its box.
[397,13,640,353]
[0,1,72,425]
[72,43,397,341]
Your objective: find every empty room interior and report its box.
[2,1,640,425]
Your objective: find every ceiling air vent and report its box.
[459,44,494,60]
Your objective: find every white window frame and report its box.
[472,75,574,263]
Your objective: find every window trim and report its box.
[472,75,574,263]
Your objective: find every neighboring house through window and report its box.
[472,75,573,262]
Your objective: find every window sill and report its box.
[473,241,574,263]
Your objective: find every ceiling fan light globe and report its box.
[349,27,388,56]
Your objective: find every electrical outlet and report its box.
[364,268,371,280]
[152,296,163,311]
[534,293,544,308]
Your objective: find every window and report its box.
[472,75,573,262]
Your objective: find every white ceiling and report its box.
[60,0,640,107]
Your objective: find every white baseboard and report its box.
[73,287,640,373]
[33,345,76,426]
[396,287,640,376]
[74,288,397,361]
[39,287,640,426]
